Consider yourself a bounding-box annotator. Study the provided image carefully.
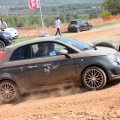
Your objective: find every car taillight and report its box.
[0,52,5,61]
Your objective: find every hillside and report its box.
[0,0,103,7]
[0,2,102,18]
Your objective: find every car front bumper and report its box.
[108,66,120,81]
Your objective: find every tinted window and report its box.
[10,45,31,61]
[70,21,77,25]
[31,41,76,58]
[50,42,76,55]
[32,42,48,58]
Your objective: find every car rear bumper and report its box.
[68,28,77,32]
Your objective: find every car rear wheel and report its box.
[88,26,92,30]
[82,67,107,90]
[0,40,5,52]
[0,80,20,103]
[77,28,80,32]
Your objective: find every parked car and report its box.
[0,31,13,51]
[5,28,19,39]
[68,19,93,32]
[0,36,120,103]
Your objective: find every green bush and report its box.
[100,10,112,20]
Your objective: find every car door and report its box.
[84,21,90,30]
[3,45,31,87]
[80,21,88,30]
[79,21,84,30]
[27,41,78,86]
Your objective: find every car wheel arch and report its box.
[0,37,6,45]
[93,42,116,50]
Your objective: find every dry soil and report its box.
[0,20,120,120]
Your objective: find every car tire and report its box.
[88,26,92,30]
[82,66,107,90]
[77,28,80,32]
[0,80,20,103]
[94,42,116,50]
[0,40,5,52]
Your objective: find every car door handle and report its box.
[28,65,37,69]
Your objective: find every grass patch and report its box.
[13,36,37,44]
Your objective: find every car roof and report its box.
[6,36,61,49]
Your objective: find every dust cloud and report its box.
[21,87,87,102]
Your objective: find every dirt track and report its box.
[0,22,120,120]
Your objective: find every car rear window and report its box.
[70,21,77,24]
[0,52,6,61]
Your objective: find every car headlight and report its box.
[107,53,120,66]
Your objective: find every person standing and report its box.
[0,18,7,31]
[55,17,61,36]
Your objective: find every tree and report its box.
[7,16,15,27]
[66,14,74,23]
[89,14,98,19]
[101,0,120,15]
[59,14,67,23]
[100,10,112,20]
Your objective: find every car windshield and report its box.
[55,36,90,50]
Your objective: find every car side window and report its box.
[30,42,77,59]
[31,42,48,58]
[48,42,77,56]
[10,45,31,61]
[85,21,88,25]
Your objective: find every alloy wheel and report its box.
[0,81,18,102]
[83,67,107,90]
[0,41,5,52]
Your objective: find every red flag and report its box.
[28,0,39,10]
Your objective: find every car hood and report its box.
[84,46,117,56]
[5,28,17,32]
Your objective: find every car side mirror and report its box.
[60,49,68,55]
[60,49,71,59]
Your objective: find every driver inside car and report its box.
[47,43,59,56]
[34,43,48,57]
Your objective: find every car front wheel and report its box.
[0,80,20,103]
[82,66,107,90]
[0,40,5,52]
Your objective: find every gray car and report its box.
[0,31,13,51]
[0,36,120,103]
[68,19,93,32]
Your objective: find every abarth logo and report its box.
[44,64,59,74]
